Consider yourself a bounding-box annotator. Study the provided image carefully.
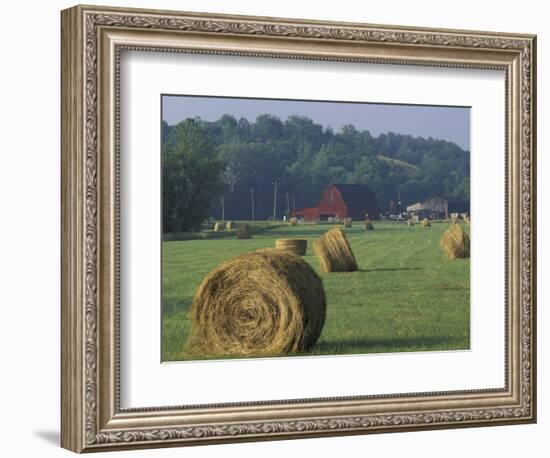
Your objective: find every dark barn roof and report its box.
[332,184,379,219]
[333,184,378,207]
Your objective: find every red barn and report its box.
[292,184,380,221]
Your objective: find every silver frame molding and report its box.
[61,4,537,453]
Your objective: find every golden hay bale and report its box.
[407,218,416,226]
[236,224,252,239]
[289,217,298,226]
[364,219,374,231]
[185,249,326,357]
[440,224,470,259]
[226,221,237,231]
[275,238,307,256]
[214,222,225,232]
[421,218,431,227]
[343,217,353,228]
[314,227,358,273]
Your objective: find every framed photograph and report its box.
[61,4,537,453]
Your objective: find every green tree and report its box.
[162,113,470,219]
[163,119,224,232]
[252,114,284,140]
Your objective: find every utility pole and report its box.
[272,180,279,221]
[250,188,255,222]
[221,193,225,221]
[292,194,296,213]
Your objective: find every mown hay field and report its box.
[162,221,470,361]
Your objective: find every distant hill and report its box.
[162,114,470,228]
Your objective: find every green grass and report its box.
[162,221,470,361]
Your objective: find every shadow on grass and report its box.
[162,297,193,315]
[404,284,469,293]
[315,335,466,353]
[439,284,469,291]
[359,267,423,273]
[259,228,336,238]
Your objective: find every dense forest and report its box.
[162,114,470,233]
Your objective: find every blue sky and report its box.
[162,95,470,150]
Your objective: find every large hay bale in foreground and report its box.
[344,217,353,228]
[236,224,252,239]
[214,222,225,232]
[364,219,374,231]
[275,238,307,256]
[314,227,358,273]
[440,224,470,259]
[226,221,237,231]
[421,218,431,227]
[185,249,326,357]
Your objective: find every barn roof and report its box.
[406,195,470,212]
[406,202,425,212]
[331,183,378,208]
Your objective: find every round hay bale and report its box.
[236,224,252,239]
[275,238,307,256]
[343,217,353,228]
[440,224,470,259]
[314,227,358,273]
[407,218,416,227]
[226,221,237,231]
[421,218,431,227]
[364,219,374,231]
[185,249,326,357]
[289,217,298,226]
[214,222,225,232]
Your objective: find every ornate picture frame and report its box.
[61,4,536,453]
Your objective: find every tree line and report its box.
[162,114,470,233]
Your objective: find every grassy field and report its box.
[162,221,470,361]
